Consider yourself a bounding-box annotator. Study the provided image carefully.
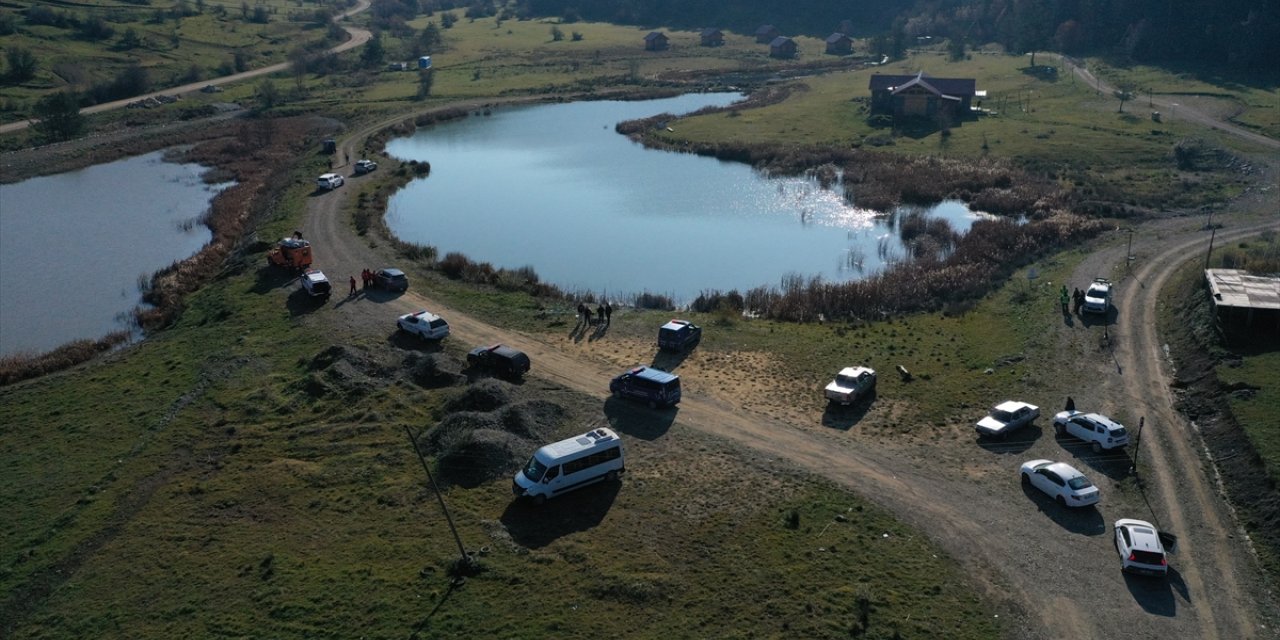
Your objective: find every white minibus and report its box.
[513,428,624,504]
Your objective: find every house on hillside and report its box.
[644,31,669,51]
[868,72,977,119]
[770,36,798,59]
[825,33,853,55]
[700,28,724,47]
[755,25,780,44]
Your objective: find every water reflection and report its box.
[0,151,231,357]
[386,94,988,302]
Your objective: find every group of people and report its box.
[348,268,376,297]
[577,301,612,326]
[1059,285,1088,315]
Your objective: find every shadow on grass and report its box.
[821,393,875,430]
[387,329,445,353]
[286,288,329,317]
[408,579,460,639]
[976,423,1043,454]
[1055,433,1134,481]
[1079,306,1118,329]
[1019,481,1106,536]
[603,395,677,441]
[250,265,298,295]
[500,480,621,549]
[650,348,692,372]
[1123,568,1178,617]
[1020,65,1061,82]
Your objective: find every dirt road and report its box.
[296,114,1280,637]
[0,1,372,136]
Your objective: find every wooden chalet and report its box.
[825,33,853,55]
[700,28,724,47]
[769,36,797,59]
[755,25,780,44]
[644,31,669,51]
[868,72,977,119]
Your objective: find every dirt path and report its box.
[0,0,372,136]
[297,114,1280,636]
[1054,54,1280,150]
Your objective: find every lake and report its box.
[385,94,989,303]
[0,151,231,357]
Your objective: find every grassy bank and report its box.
[1157,232,1280,576]
[0,214,1004,639]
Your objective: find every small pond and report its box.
[385,94,990,303]
[0,151,231,357]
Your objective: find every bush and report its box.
[439,252,472,279]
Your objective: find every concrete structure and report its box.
[1205,269,1280,337]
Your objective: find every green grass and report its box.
[1,165,1004,639]
[1219,352,1280,481]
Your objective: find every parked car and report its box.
[1053,410,1130,453]
[354,159,378,174]
[658,319,702,352]
[1114,518,1170,577]
[316,173,345,190]
[372,268,409,292]
[468,344,531,379]
[609,366,681,408]
[299,269,331,299]
[397,310,449,340]
[513,428,624,505]
[1020,459,1099,507]
[975,401,1040,439]
[1082,278,1112,314]
[824,366,876,405]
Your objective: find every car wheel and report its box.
[1091,442,1103,454]
[1021,473,1031,486]
[1055,495,1066,507]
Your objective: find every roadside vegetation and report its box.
[1158,231,1280,576]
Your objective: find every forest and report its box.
[511,0,1280,72]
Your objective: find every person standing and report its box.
[349,276,358,297]
[1059,285,1069,315]
[604,301,612,325]
[596,304,605,325]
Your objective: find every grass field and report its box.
[0,163,1005,638]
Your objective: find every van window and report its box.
[522,457,547,482]
[544,466,560,481]
[562,446,622,475]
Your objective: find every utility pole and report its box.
[405,425,472,569]
[1130,417,1145,474]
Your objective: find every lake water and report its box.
[0,151,230,357]
[386,94,989,303]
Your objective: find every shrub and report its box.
[439,252,472,279]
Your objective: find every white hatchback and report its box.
[397,310,449,340]
[1114,518,1169,577]
[316,173,345,190]
[1020,459,1099,507]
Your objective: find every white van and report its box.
[513,428,624,504]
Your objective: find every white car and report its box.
[354,159,378,174]
[397,310,449,340]
[1114,518,1169,576]
[316,173,345,190]
[824,366,876,405]
[1082,278,1111,314]
[1053,410,1130,453]
[975,401,1040,438]
[1020,459,1099,507]
[299,269,331,299]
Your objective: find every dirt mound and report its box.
[436,429,531,488]
[496,400,565,441]
[304,345,394,398]
[402,351,463,388]
[445,378,513,412]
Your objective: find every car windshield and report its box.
[1067,477,1093,490]
[991,410,1014,422]
[522,457,547,482]
[836,375,860,387]
[1132,550,1165,565]
[1087,286,1107,297]
[428,319,447,329]
[1111,427,1128,437]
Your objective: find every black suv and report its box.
[467,344,531,379]
[658,319,702,352]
